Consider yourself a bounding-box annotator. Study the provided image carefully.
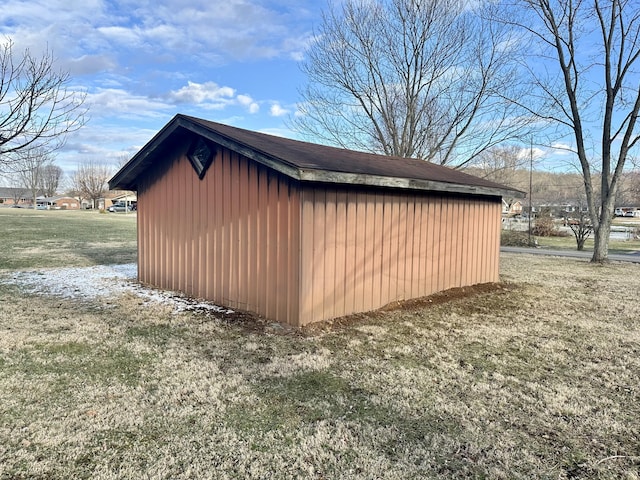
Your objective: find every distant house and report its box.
[98,190,136,211]
[110,114,522,327]
[0,187,41,207]
[502,199,523,216]
[37,196,81,210]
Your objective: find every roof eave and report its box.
[109,114,524,199]
[192,123,519,198]
[188,120,302,179]
[297,169,524,198]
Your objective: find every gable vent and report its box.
[187,137,216,179]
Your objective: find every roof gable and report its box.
[109,114,523,198]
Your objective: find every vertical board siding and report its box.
[137,147,301,325]
[298,186,502,325]
[137,145,502,327]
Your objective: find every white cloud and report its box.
[66,54,117,76]
[86,88,172,118]
[516,146,547,161]
[270,103,290,117]
[168,81,236,105]
[290,51,305,62]
[97,26,143,47]
[237,94,260,114]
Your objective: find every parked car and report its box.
[624,211,636,217]
[107,202,131,212]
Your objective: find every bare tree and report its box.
[500,0,640,262]
[567,211,594,251]
[0,38,86,171]
[11,189,25,205]
[72,161,111,209]
[14,148,52,207]
[615,168,640,206]
[7,180,26,206]
[40,164,63,197]
[467,145,530,209]
[294,0,531,166]
[470,145,530,187]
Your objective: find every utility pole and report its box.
[528,138,533,245]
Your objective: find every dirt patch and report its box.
[301,282,519,335]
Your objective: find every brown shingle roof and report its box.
[110,114,523,198]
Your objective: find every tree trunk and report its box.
[591,216,611,262]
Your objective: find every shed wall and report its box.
[136,144,502,327]
[137,146,301,324]
[298,186,501,324]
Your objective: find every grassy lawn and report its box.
[0,208,137,269]
[535,235,640,253]
[1,209,640,478]
[503,218,640,253]
[535,231,640,253]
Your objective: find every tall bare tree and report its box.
[14,148,52,207]
[0,38,86,171]
[72,161,111,209]
[624,170,640,206]
[470,145,530,187]
[7,181,26,205]
[501,0,640,262]
[294,0,531,166]
[40,164,63,197]
[467,144,531,209]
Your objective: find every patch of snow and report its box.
[2,263,234,315]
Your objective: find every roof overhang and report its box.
[109,115,525,200]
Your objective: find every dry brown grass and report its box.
[1,253,640,479]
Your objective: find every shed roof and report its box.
[109,114,523,198]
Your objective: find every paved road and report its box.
[500,246,640,264]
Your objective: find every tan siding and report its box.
[303,189,315,321]
[313,189,326,322]
[256,165,268,315]
[287,182,301,323]
[444,197,454,291]
[265,174,278,318]
[334,190,347,317]
[137,146,501,326]
[373,194,385,304]
[363,194,375,309]
[296,186,502,325]
[354,194,364,312]
[389,195,400,302]
[324,189,336,320]
[137,146,302,326]
[238,158,249,309]
[246,160,259,311]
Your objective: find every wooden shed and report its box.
[109,114,520,327]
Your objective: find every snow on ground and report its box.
[2,264,234,315]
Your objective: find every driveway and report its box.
[500,246,640,264]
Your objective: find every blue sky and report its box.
[3,0,635,182]
[1,0,325,175]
